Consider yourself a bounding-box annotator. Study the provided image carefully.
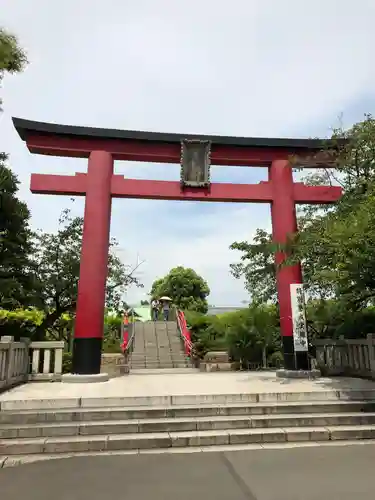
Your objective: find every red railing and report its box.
[176,310,192,357]
[120,310,135,354]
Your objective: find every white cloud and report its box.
[1,0,375,305]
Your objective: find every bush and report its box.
[268,351,284,368]
[0,308,43,340]
[306,300,375,340]
[184,311,226,358]
[102,336,122,353]
[104,315,122,340]
[62,351,73,374]
[185,305,281,368]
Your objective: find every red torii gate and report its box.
[13,117,342,376]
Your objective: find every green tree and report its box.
[0,29,31,308]
[250,303,280,368]
[230,229,277,303]
[0,27,27,109]
[226,304,279,368]
[286,115,375,308]
[31,209,143,339]
[150,266,210,313]
[304,299,375,340]
[230,115,375,340]
[0,155,35,308]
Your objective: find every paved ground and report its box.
[2,371,375,408]
[1,444,375,500]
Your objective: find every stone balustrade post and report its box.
[367,334,375,378]
[2,336,15,386]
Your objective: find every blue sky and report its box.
[1,0,374,306]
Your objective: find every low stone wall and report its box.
[200,351,232,372]
[101,353,128,377]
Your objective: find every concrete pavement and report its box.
[1,443,375,500]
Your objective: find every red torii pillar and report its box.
[73,151,113,373]
[270,160,304,369]
[12,117,342,375]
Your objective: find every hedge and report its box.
[0,308,43,340]
[0,308,123,348]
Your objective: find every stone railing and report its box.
[29,340,65,381]
[0,336,65,391]
[0,337,29,391]
[314,334,375,379]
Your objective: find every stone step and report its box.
[131,356,163,360]
[2,412,375,439]
[130,364,189,369]
[139,361,177,365]
[2,400,375,425]
[4,391,375,412]
[157,365,188,369]
[3,425,375,455]
[4,439,375,467]
[131,360,186,364]
[130,358,186,364]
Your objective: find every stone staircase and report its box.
[2,392,375,462]
[129,321,190,370]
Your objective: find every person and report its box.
[162,300,170,321]
[151,299,159,321]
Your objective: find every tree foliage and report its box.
[226,303,280,368]
[305,299,375,340]
[0,27,27,109]
[30,209,143,337]
[185,303,281,367]
[0,28,32,308]
[230,229,276,303]
[0,155,35,308]
[286,115,375,308]
[229,114,375,338]
[150,266,210,313]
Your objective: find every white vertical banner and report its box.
[290,284,308,352]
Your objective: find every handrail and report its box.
[120,309,136,355]
[176,309,193,358]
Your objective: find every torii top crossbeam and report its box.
[13,117,340,204]
[12,117,342,375]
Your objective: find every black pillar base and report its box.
[282,336,310,371]
[72,337,103,375]
[295,350,309,370]
[282,336,295,370]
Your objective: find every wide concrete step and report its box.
[133,366,190,369]
[6,439,375,468]
[3,412,375,439]
[3,425,375,455]
[130,358,186,364]
[131,356,164,360]
[4,390,375,412]
[2,400,375,425]
[132,359,184,364]
[130,360,184,364]
[130,367,189,371]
